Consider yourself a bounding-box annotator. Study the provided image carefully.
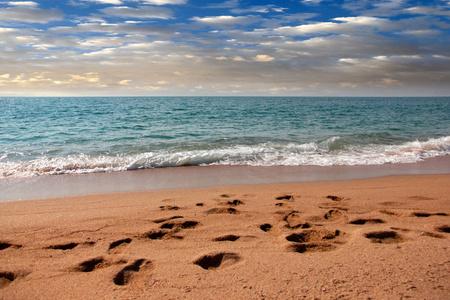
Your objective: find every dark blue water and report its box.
[1,97,449,178]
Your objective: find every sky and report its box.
[0,0,449,97]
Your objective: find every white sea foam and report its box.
[1,136,449,178]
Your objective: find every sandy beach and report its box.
[0,174,449,299]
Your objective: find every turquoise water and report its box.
[0,97,449,178]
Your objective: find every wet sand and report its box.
[0,174,449,299]
[1,155,449,202]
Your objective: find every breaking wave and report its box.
[1,136,449,178]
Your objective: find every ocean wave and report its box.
[1,136,449,178]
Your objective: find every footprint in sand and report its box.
[140,229,183,240]
[225,199,245,206]
[46,242,79,250]
[288,242,337,253]
[0,270,29,289]
[435,225,450,233]
[0,242,22,251]
[193,252,241,270]
[45,241,95,251]
[152,215,183,224]
[411,212,448,218]
[283,211,311,229]
[364,230,404,244]
[324,209,345,221]
[276,195,294,201]
[213,235,240,242]
[326,195,344,201]
[206,207,240,215]
[108,238,132,254]
[113,259,153,286]
[0,272,16,289]
[72,256,118,273]
[159,205,180,211]
[72,256,120,273]
[286,229,345,253]
[260,223,272,232]
[286,229,342,243]
[349,218,385,225]
[159,220,200,230]
[142,219,200,240]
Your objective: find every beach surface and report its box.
[1,174,449,299]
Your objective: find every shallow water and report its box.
[1,96,449,178]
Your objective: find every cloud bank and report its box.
[0,0,449,96]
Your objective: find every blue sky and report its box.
[0,0,449,96]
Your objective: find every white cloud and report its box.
[1,0,449,96]
[123,41,166,49]
[146,85,163,90]
[83,47,117,57]
[403,6,450,16]
[78,36,122,48]
[253,55,274,62]
[50,22,175,37]
[231,5,287,14]
[275,22,340,35]
[273,16,388,36]
[141,0,187,5]
[268,86,288,92]
[272,7,287,13]
[333,16,387,26]
[0,27,17,34]
[432,55,450,60]
[301,0,324,4]
[373,55,388,61]
[191,15,253,25]
[379,78,402,85]
[0,6,63,23]
[400,29,441,37]
[70,73,100,83]
[340,82,359,88]
[6,1,39,7]
[100,6,173,19]
[119,79,131,85]
[339,58,360,64]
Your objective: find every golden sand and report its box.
[1,175,449,299]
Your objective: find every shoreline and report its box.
[0,174,449,299]
[1,155,449,202]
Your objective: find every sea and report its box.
[1,96,449,179]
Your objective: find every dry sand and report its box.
[0,174,449,299]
